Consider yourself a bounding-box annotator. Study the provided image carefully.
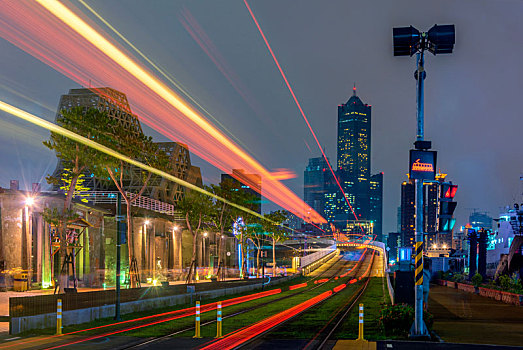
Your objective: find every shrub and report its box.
[380,304,434,338]
[471,273,483,288]
[380,304,414,337]
[452,273,465,282]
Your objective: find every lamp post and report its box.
[203,232,208,269]
[393,23,455,338]
[115,192,122,321]
[24,196,35,286]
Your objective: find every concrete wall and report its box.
[10,275,296,334]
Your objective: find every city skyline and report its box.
[0,1,522,233]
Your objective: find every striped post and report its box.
[415,242,423,286]
[56,298,62,335]
[357,303,364,340]
[215,301,222,338]
[193,301,201,338]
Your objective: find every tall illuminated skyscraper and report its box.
[331,86,383,239]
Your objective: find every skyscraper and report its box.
[332,86,383,238]
[221,169,262,214]
[304,156,332,219]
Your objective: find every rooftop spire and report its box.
[353,83,357,96]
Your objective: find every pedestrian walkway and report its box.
[428,284,523,347]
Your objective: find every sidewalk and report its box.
[428,284,523,347]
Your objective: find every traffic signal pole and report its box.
[413,50,429,338]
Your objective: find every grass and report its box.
[16,274,305,338]
[334,276,391,340]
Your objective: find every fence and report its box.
[300,244,337,268]
[9,279,264,318]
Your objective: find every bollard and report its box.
[357,303,364,341]
[215,301,222,338]
[193,301,201,338]
[56,299,62,335]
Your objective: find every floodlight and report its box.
[393,26,420,56]
[427,24,455,55]
[25,197,35,206]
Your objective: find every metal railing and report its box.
[77,191,183,218]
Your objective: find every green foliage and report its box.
[498,274,523,293]
[379,304,433,337]
[261,210,288,242]
[43,107,118,187]
[177,189,213,233]
[452,273,465,282]
[471,273,483,288]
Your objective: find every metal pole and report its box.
[413,50,428,337]
[115,192,121,321]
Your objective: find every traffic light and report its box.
[438,183,457,233]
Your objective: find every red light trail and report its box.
[200,290,333,350]
[1,288,280,350]
[243,0,364,234]
[0,0,325,224]
[288,282,307,290]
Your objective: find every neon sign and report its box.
[409,150,437,180]
[411,159,434,172]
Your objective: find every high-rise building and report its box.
[400,172,458,251]
[337,86,371,177]
[332,86,383,238]
[304,156,332,219]
[369,172,383,241]
[469,211,493,231]
[400,179,416,248]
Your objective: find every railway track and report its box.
[18,250,359,349]
[199,251,375,350]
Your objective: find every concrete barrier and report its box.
[437,280,523,307]
[10,275,295,335]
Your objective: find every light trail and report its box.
[200,290,333,350]
[0,100,270,224]
[243,0,363,232]
[76,0,254,157]
[0,0,324,223]
[2,287,280,350]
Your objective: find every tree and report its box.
[261,211,288,276]
[177,189,213,283]
[44,107,116,292]
[102,126,170,287]
[209,179,244,279]
[244,215,264,277]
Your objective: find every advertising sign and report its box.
[409,150,437,180]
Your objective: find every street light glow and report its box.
[203,232,208,237]
[25,197,35,206]
[144,220,150,226]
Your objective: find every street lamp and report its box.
[203,232,208,268]
[393,24,455,339]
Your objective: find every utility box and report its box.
[394,270,414,305]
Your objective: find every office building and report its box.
[221,169,262,214]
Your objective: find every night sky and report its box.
[0,0,522,234]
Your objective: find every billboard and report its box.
[409,150,437,180]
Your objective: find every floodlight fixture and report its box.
[393,24,455,56]
[25,197,35,206]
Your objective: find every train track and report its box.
[31,250,359,349]
[231,252,375,350]
[117,252,357,350]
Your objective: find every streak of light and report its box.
[269,168,297,180]
[199,290,333,350]
[288,282,307,291]
[0,0,324,223]
[0,100,271,224]
[0,287,280,350]
[243,0,362,231]
[179,8,267,126]
[76,0,254,156]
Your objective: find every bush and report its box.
[379,304,435,338]
[452,273,465,282]
[471,273,483,288]
[380,304,414,337]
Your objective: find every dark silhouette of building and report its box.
[400,179,416,248]
[304,156,332,220]
[369,172,383,241]
[221,169,262,214]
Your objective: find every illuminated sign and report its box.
[409,150,437,180]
